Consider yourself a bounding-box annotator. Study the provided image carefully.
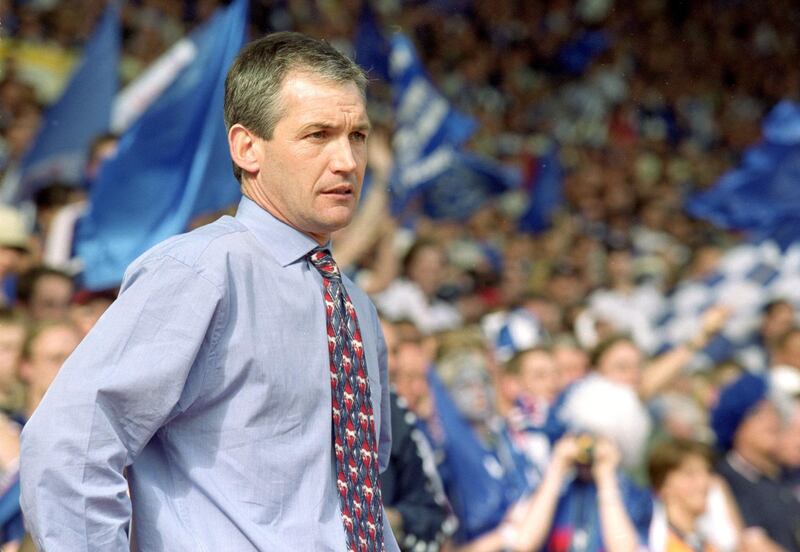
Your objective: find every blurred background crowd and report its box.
[1,0,800,551]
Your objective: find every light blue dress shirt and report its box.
[20,196,399,551]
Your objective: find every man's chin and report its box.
[321,208,356,230]
[304,213,356,242]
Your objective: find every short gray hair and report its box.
[224,32,367,181]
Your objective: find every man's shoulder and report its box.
[125,216,248,288]
[715,455,759,491]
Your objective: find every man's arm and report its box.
[593,440,644,552]
[20,255,223,551]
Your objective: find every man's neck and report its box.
[665,501,699,538]
[731,449,780,479]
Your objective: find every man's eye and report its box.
[308,131,327,140]
[350,132,367,142]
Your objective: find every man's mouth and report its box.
[322,186,354,197]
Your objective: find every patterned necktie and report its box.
[308,249,385,552]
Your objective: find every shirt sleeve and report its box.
[20,254,224,552]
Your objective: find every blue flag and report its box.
[17,2,120,199]
[518,145,563,233]
[687,100,800,249]
[428,371,531,542]
[421,151,521,220]
[76,0,247,290]
[558,30,610,75]
[353,3,390,81]
[388,33,477,212]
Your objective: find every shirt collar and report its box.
[727,451,763,483]
[235,195,328,267]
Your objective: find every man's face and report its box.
[762,303,794,346]
[777,332,800,369]
[597,340,643,390]
[519,350,560,404]
[244,71,369,244]
[553,344,588,388]
[394,341,430,412]
[23,325,81,393]
[659,454,712,517]
[407,245,445,298]
[0,324,24,383]
[735,401,781,460]
[449,358,495,424]
[30,275,73,322]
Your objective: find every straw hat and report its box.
[0,206,30,251]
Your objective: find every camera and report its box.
[574,433,595,466]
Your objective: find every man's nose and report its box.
[330,137,358,173]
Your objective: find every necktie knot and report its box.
[308,249,341,281]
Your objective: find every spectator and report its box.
[388,319,435,421]
[374,239,463,335]
[0,207,31,309]
[380,318,454,551]
[14,267,73,322]
[552,334,590,389]
[503,347,561,473]
[429,331,534,546]
[589,304,728,402]
[381,390,453,552]
[648,438,742,552]
[18,320,81,419]
[587,245,666,354]
[69,289,116,338]
[0,311,26,419]
[712,373,800,552]
[761,300,796,354]
[0,411,22,551]
[505,374,653,552]
[769,327,800,413]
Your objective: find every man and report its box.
[21,32,399,551]
[712,373,800,552]
[378,320,452,551]
[15,266,74,322]
[769,326,800,414]
[373,240,462,335]
[19,320,82,420]
[551,334,588,388]
[0,311,26,418]
[0,206,30,309]
[502,347,560,475]
[389,320,433,419]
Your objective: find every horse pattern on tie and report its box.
[308,249,385,552]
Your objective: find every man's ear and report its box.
[228,124,261,176]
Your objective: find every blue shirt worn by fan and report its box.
[20,196,400,552]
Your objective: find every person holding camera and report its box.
[472,374,653,552]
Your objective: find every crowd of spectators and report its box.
[0,0,800,551]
